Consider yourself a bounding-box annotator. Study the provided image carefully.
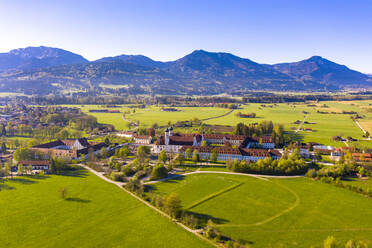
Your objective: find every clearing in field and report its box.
[0,168,213,248]
[149,173,372,248]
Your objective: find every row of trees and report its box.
[227,150,309,175]
[234,121,285,146]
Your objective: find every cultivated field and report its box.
[0,168,213,248]
[149,173,372,248]
[60,100,372,147]
[125,106,229,127]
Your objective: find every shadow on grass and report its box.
[0,184,15,191]
[186,211,229,227]
[59,166,88,178]
[8,178,37,185]
[285,130,305,143]
[26,174,50,180]
[66,197,91,203]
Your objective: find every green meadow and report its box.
[59,100,372,147]
[0,168,212,248]
[125,106,229,127]
[149,173,372,248]
[60,104,132,130]
[341,177,372,191]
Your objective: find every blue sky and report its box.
[0,0,371,73]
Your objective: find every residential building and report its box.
[31,138,108,159]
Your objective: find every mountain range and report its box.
[0,46,370,95]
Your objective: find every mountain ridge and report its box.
[0,46,88,71]
[0,46,370,95]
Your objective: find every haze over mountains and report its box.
[0,46,370,95]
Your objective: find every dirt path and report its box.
[214,180,300,227]
[295,115,308,133]
[200,109,235,121]
[145,170,303,185]
[145,170,303,228]
[79,164,218,247]
[354,119,371,140]
[122,114,138,127]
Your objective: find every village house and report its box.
[12,160,50,173]
[180,146,281,162]
[31,138,108,159]
[133,135,153,145]
[117,130,137,138]
[153,127,203,153]
[313,145,334,155]
[352,153,372,162]
[152,127,276,154]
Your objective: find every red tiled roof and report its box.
[33,140,65,148]
[352,153,371,158]
[203,134,246,140]
[180,146,281,158]
[155,133,201,146]
[18,160,50,166]
[134,135,152,139]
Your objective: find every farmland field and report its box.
[60,104,131,130]
[149,173,372,248]
[0,168,213,248]
[125,106,229,127]
[59,100,372,147]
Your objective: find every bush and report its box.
[150,163,168,180]
[60,187,68,199]
[229,157,308,176]
[125,178,144,195]
[110,172,125,182]
[121,165,135,176]
[181,213,199,229]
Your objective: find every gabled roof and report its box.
[180,146,281,158]
[203,134,246,140]
[76,138,90,147]
[134,135,152,139]
[33,140,65,149]
[18,160,50,166]
[155,133,202,146]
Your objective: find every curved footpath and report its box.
[79,164,218,248]
[145,170,304,184]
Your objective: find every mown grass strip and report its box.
[186,182,244,210]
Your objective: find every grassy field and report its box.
[204,101,372,148]
[341,177,372,191]
[0,168,213,248]
[58,101,372,147]
[125,106,229,127]
[149,173,372,248]
[59,104,132,130]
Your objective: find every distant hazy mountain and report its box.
[163,50,301,88]
[272,56,371,87]
[0,46,88,71]
[0,47,370,95]
[0,60,183,95]
[96,54,166,69]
